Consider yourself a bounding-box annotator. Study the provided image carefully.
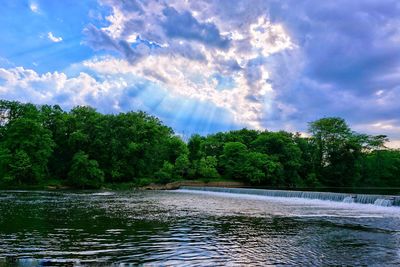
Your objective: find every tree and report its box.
[242,152,282,185]
[0,116,54,184]
[9,150,32,184]
[196,156,220,180]
[188,134,204,161]
[220,142,248,179]
[174,153,190,179]
[251,131,302,186]
[309,117,351,163]
[1,99,398,190]
[244,156,266,184]
[360,150,400,187]
[40,105,70,180]
[68,151,104,189]
[308,117,361,186]
[155,161,175,184]
[293,134,319,187]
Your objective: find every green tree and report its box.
[251,131,302,186]
[1,98,398,190]
[243,152,282,185]
[68,151,104,188]
[0,116,54,184]
[197,156,220,180]
[220,142,248,180]
[242,152,267,184]
[308,117,361,186]
[174,153,190,179]
[293,134,319,187]
[360,150,400,187]
[9,150,33,184]
[155,161,175,184]
[188,134,204,161]
[40,105,70,180]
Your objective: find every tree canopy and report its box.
[0,99,398,189]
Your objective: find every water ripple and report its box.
[0,190,399,266]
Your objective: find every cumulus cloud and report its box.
[161,7,230,49]
[83,25,148,64]
[81,55,266,128]
[47,32,63,43]
[258,1,400,139]
[0,65,237,135]
[81,0,400,146]
[81,0,294,128]
[0,67,113,109]
[5,0,400,147]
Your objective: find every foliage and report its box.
[309,117,369,186]
[196,156,220,180]
[68,151,104,189]
[174,153,190,179]
[220,142,248,179]
[360,150,400,187]
[251,131,302,186]
[155,161,175,184]
[0,101,54,184]
[0,99,399,189]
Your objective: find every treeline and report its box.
[0,100,399,189]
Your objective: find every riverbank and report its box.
[142,180,246,190]
[1,179,400,196]
[0,179,245,191]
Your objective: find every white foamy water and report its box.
[175,188,400,218]
[91,192,115,196]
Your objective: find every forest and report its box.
[0,99,399,189]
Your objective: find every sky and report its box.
[0,0,399,147]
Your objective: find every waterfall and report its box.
[179,186,400,207]
[343,196,355,203]
[374,198,393,207]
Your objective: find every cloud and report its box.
[77,0,400,146]
[257,1,400,134]
[29,2,39,13]
[386,140,400,149]
[81,55,266,128]
[161,7,230,49]
[0,67,107,108]
[80,0,294,129]
[6,0,400,147]
[47,32,63,43]
[83,24,150,64]
[0,65,237,135]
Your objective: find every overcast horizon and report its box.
[1,0,399,147]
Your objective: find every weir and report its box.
[180,186,400,207]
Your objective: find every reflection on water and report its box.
[0,190,399,266]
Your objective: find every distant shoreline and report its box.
[2,180,399,196]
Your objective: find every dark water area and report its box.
[0,190,399,266]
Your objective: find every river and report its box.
[0,189,399,266]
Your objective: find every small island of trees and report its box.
[0,99,399,189]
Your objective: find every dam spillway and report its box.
[179,186,400,207]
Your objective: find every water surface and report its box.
[0,189,399,266]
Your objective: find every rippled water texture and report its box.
[0,189,399,266]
